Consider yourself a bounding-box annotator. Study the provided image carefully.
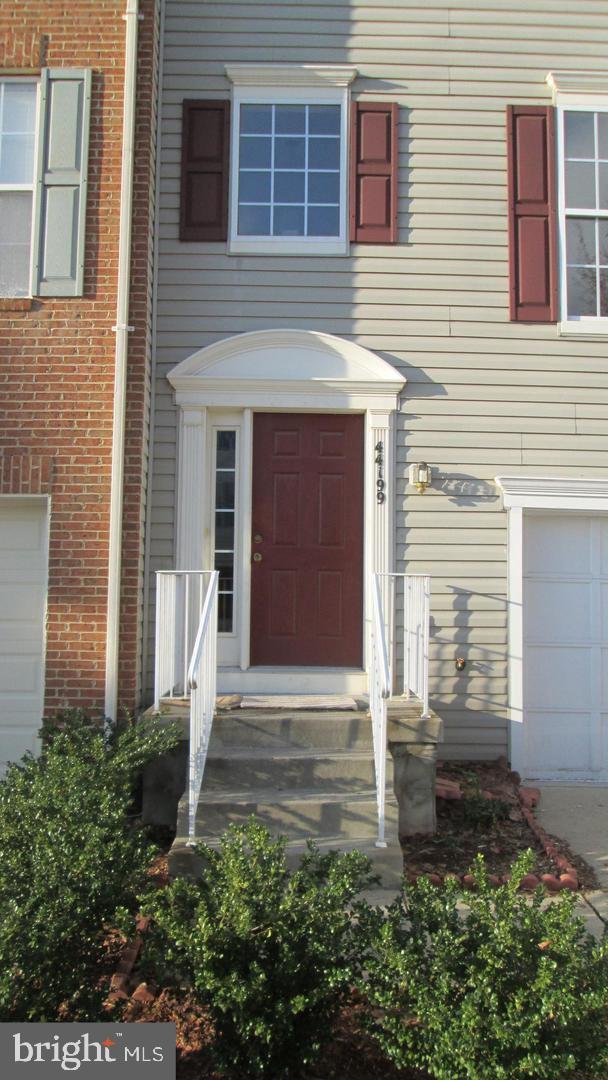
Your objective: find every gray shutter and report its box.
[31,68,92,297]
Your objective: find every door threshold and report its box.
[218,667,368,695]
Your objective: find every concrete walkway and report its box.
[534,783,608,939]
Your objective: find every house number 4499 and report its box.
[375,441,385,504]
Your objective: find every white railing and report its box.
[369,575,391,848]
[186,570,219,842]
[402,574,431,718]
[369,572,431,845]
[378,572,431,718]
[154,571,211,707]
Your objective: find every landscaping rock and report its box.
[519,786,541,809]
[559,873,578,891]
[540,873,562,892]
[519,873,540,891]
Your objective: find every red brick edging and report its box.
[404,786,579,893]
[515,787,579,892]
[105,915,156,1010]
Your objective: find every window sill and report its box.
[558,320,608,339]
[228,237,349,257]
[0,297,33,312]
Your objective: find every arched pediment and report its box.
[167,329,405,411]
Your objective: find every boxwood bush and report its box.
[140,818,375,1078]
[0,710,178,1020]
[359,851,608,1080]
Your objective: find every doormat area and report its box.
[239,694,359,711]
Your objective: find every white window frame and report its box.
[225,64,357,257]
[209,418,241,653]
[547,75,608,336]
[0,77,40,298]
[557,100,608,334]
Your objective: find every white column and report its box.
[507,505,524,774]
[175,406,207,571]
[365,409,393,675]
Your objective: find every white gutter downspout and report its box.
[105,0,140,724]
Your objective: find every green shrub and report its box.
[140,818,375,1078]
[359,852,608,1080]
[462,793,510,829]
[0,711,179,1020]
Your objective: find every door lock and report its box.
[253,552,262,562]
[254,534,263,543]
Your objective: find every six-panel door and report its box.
[250,413,364,667]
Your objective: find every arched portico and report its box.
[167,329,405,693]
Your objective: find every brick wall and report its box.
[0,0,158,717]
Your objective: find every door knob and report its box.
[253,552,262,562]
[254,534,263,544]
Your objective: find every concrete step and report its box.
[203,747,393,793]
[185,788,398,843]
[209,709,374,751]
[169,833,404,893]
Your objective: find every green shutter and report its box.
[31,68,92,297]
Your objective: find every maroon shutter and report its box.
[506,105,558,322]
[350,102,398,243]
[180,100,230,241]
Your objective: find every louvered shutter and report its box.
[506,105,558,322]
[180,100,230,241]
[350,102,398,244]
[31,68,92,297]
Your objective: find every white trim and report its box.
[168,329,405,413]
[239,408,253,672]
[225,63,357,88]
[555,99,608,332]
[558,321,608,338]
[496,474,608,511]
[226,73,351,257]
[0,77,39,299]
[168,330,403,692]
[104,0,139,724]
[496,475,608,775]
[207,414,240,666]
[547,71,608,98]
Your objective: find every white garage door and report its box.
[0,499,48,770]
[523,513,608,781]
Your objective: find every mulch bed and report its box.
[126,990,428,1080]
[401,760,598,890]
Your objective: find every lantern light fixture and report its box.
[409,461,432,494]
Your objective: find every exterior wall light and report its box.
[409,461,432,493]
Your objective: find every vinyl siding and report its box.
[146,0,608,760]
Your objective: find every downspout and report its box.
[104,0,140,724]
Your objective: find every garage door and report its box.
[523,513,608,781]
[0,499,48,771]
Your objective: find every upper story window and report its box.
[179,66,400,252]
[0,69,91,299]
[236,101,342,245]
[225,67,356,256]
[560,107,608,322]
[0,80,37,296]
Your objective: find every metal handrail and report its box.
[154,570,212,707]
[186,570,219,842]
[369,574,391,847]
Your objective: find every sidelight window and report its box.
[213,430,237,634]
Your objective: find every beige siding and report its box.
[147,0,608,760]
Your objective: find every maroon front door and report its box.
[250,413,364,667]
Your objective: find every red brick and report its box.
[0,0,158,716]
